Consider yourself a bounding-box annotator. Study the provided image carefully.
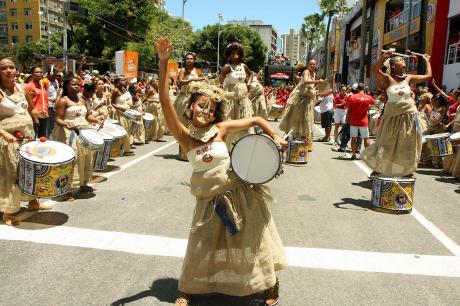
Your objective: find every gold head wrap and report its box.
[187,81,227,104]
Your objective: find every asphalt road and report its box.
[1,122,459,306]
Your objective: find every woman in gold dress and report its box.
[156,37,287,306]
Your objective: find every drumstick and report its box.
[283,129,293,140]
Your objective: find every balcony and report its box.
[447,42,460,65]
[385,1,421,33]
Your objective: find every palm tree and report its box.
[300,13,325,61]
[318,0,352,79]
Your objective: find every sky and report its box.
[165,0,321,35]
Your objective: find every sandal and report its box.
[3,214,20,226]
[174,291,191,306]
[265,277,279,306]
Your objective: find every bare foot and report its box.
[79,185,96,192]
[3,214,20,226]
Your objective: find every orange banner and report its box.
[124,51,139,81]
[167,60,179,81]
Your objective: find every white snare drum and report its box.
[18,140,75,198]
[371,176,415,213]
[230,134,283,185]
[271,104,284,110]
[425,133,453,157]
[77,129,104,151]
[93,131,114,171]
[105,119,120,125]
[286,139,308,164]
[142,113,154,130]
[101,122,127,158]
[450,132,460,146]
[130,120,142,134]
[314,106,321,124]
[124,109,142,121]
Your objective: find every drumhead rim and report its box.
[230,133,282,185]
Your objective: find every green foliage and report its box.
[300,13,326,60]
[190,24,267,72]
[12,43,40,72]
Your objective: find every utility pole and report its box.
[181,0,188,63]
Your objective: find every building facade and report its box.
[442,0,460,90]
[0,0,66,46]
[227,19,278,57]
[280,29,307,66]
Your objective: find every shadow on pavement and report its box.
[156,154,185,161]
[333,197,373,211]
[351,180,372,190]
[110,277,266,306]
[95,165,121,173]
[18,211,69,230]
[415,169,443,176]
[434,176,460,185]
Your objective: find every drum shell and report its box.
[18,154,75,198]
[371,177,414,212]
[426,135,453,157]
[110,136,125,158]
[143,117,153,130]
[93,137,113,171]
[124,110,142,121]
[286,139,308,164]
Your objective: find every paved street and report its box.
[1,122,459,306]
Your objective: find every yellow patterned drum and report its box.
[286,139,308,164]
[426,133,453,157]
[18,140,75,198]
[371,176,415,213]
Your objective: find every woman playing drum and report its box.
[0,58,51,226]
[53,74,100,200]
[111,76,134,155]
[361,50,432,177]
[155,37,287,306]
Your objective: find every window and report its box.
[0,37,8,45]
[11,23,18,30]
[25,0,31,2]
[25,22,32,30]
[11,36,19,43]
[0,1,6,9]
[10,9,17,16]
[0,24,7,33]
[24,8,32,16]
[26,35,32,43]
[10,0,16,3]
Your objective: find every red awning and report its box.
[270,73,289,79]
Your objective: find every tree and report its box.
[300,13,325,61]
[190,24,267,72]
[12,43,39,72]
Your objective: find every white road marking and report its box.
[0,224,459,278]
[317,122,460,257]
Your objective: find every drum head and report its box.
[230,134,281,185]
[19,140,75,163]
[105,119,119,125]
[98,130,114,140]
[450,132,460,141]
[80,129,104,146]
[272,104,283,109]
[102,122,127,137]
[142,113,154,120]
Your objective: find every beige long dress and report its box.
[0,86,35,214]
[179,141,286,295]
[361,84,424,177]
[114,91,133,153]
[279,75,316,145]
[132,99,145,145]
[223,64,253,147]
[52,104,94,187]
[90,93,110,123]
[249,81,268,120]
[443,105,460,177]
[145,93,165,141]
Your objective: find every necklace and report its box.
[188,124,218,142]
[390,73,407,80]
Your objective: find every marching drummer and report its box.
[53,74,100,200]
[156,37,287,306]
[111,76,134,155]
[0,58,51,226]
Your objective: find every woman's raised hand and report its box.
[155,37,173,61]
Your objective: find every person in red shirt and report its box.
[333,85,348,143]
[25,66,49,138]
[346,83,374,160]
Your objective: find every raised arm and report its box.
[155,37,188,143]
[219,65,231,85]
[432,79,448,98]
[243,64,253,86]
[373,51,392,83]
[407,55,432,84]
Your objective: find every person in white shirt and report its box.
[318,87,334,143]
[45,68,60,138]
